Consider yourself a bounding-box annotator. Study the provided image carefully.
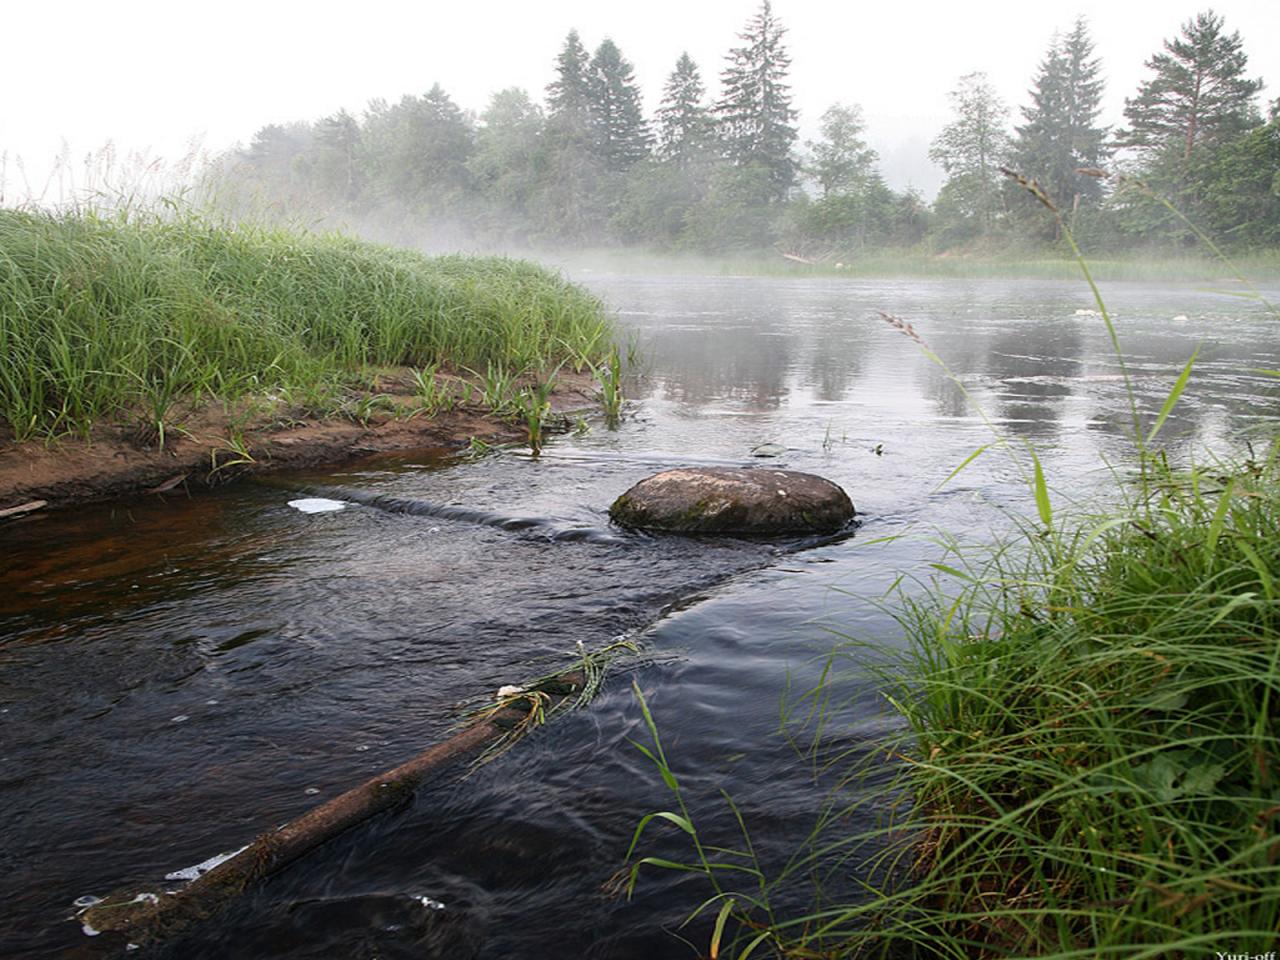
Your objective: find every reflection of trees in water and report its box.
[983,319,1084,439]
[807,308,865,402]
[643,325,794,409]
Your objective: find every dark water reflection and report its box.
[2,274,1278,958]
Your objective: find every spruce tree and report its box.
[587,39,651,171]
[715,0,798,199]
[1013,19,1109,212]
[546,30,593,133]
[539,29,607,243]
[656,53,712,166]
[1118,10,1263,162]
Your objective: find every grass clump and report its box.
[0,205,613,441]
[857,451,1280,956]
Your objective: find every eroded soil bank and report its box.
[0,369,598,512]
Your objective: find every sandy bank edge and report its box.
[0,371,599,513]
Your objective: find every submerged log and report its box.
[80,671,586,947]
[0,499,46,520]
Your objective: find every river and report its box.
[2,274,1277,958]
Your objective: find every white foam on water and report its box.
[165,845,250,882]
[287,498,347,514]
[415,895,446,910]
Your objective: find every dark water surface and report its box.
[2,275,1278,958]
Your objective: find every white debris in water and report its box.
[130,893,159,905]
[1172,314,1189,321]
[497,685,524,698]
[205,699,220,706]
[127,945,140,952]
[170,715,189,723]
[82,920,101,937]
[304,787,320,795]
[73,895,102,909]
[355,744,370,752]
[428,526,440,533]
[287,498,347,514]
[416,895,446,910]
[165,845,250,882]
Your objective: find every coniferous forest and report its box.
[213,4,1280,257]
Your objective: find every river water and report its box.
[2,275,1278,958]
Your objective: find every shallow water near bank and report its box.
[2,274,1279,958]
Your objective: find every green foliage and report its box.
[806,103,877,200]
[588,39,652,172]
[200,9,1276,258]
[0,205,613,440]
[930,73,1012,237]
[1010,18,1109,233]
[714,0,798,201]
[656,53,715,167]
[1119,10,1264,163]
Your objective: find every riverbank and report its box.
[861,450,1280,954]
[0,207,615,511]
[0,366,599,511]
[549,246,1280,283]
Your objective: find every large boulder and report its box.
[609,467,854,535]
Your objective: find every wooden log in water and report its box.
[0,499,47,520]
[80,671,586,946]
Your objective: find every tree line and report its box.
[212,4,1279,256]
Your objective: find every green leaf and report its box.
[929,562,975,582]
[1133,754,1184,802]
[1030,447,1052,529]
[1146,347,1198,446]
[936,443,989,490]
[710,898,735,959]
[1236,540,1274,601]
[1205,476,1235,556]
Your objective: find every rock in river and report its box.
[609,467,854,535]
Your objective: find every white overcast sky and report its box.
[2,0,1277,199]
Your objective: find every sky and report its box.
[2,0,1277,202]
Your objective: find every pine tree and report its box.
[1118,10,1263,162]
[715,0,798,199]
[587,39,651,171]
[538,30,607,243]
[546,30,592,133]
[656,53,713,166]
[929,72,1012,235]
[1012,18,1109,212]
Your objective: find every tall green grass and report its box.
[0,205,613,441]
[624,174,1280,957]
